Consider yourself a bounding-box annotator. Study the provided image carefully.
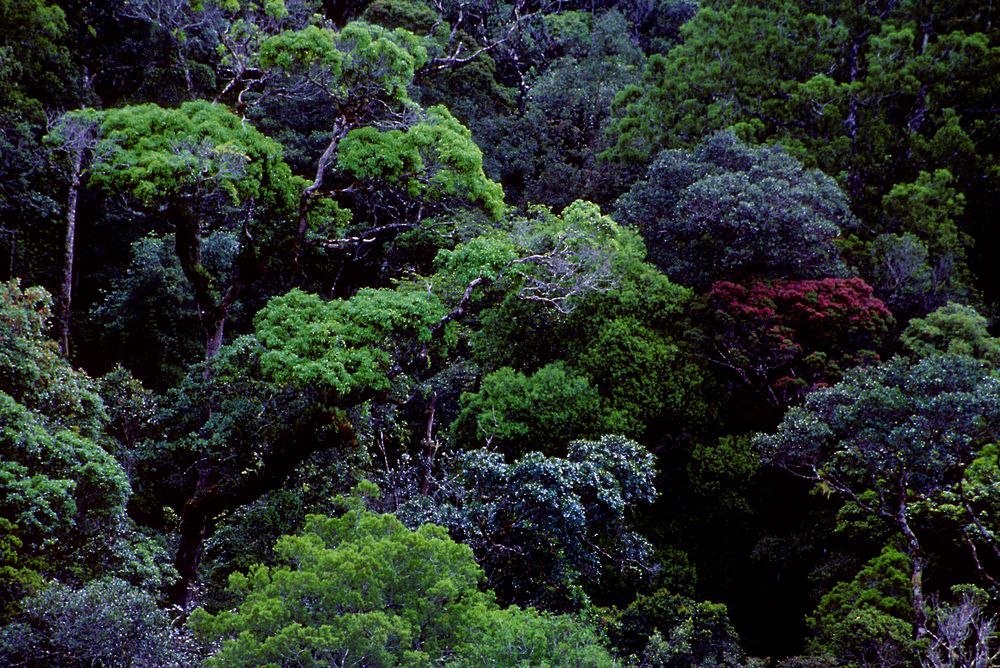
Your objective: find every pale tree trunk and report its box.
[899,501,928,639]
[56,145,85,357]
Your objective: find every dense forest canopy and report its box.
[0,0,998,665]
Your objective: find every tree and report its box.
[93,233,238,386]
[452,362,611,457]
[0,578,198,668]
[189,488,615,667]
[0,281,171,608]
[843,170,978,319]
[45,111,101,357]
[901,302,1000,368]
[611,587,755,667]
[604,2,845,163]
[248,19,504,284]
[704,277,893,408]
[756,354,1000,638]
[613,132,853,289]
[397,435,658,609]
[470,9,644,208]
[144,335,361,609]
[0,280,104,436]
[87,100,300,360]
[0,0,81,281]
[805,546,918,668]
[604,0,1000,206]
[603,0,1000,303]
[457,201,709,438]
[922,590,1000,668]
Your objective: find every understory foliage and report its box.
[0,0,998,665]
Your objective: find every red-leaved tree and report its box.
[706,277,894,407]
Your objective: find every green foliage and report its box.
[0,280,155,590]
[0,392,119,545]
[604,0,1000,305]
[255,285,446,399]
[0,280,105,437]
[90,100,297,213]
[916,441,1000,571]
[883,170,969,265]
[756,353,1000,611]
[401,435,658,609]
[0,0,78,272]
[614,132,852,288]
[447,606,615,667]
[604,1,1000,194]
[461,201,709,438]
[3,0,999,661]
[0,578,197,667]
[452,362,611,457]
[605,3,845,162]
[687,435,760,524]
[190,497,614,666]
[0,0,75,119]
[901,302,1000,368]
[843,169,977,315]
[611,588,753,667]
[436,199,647,323]
[805,547,918,667]
[572,315,690,434]
[0,281,173,608]
[259,21,428,107]
[338,106,505,218]
[0,519,44,622]
[0,393,141,585]
[362,0,440,34]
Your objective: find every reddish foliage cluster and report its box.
[707,278,894,405]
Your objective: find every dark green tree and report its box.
[398,435,658,609]
[901,302,1000,368]
[0,578,198,668]
[756,354,1000,637]
[614,132,853,289]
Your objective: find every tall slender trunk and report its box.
[844,36,866,203]
[6,226,16,280]
[420,392,438,495]
[56,146,85,357]
[168,206,229,609]
[898,502,928,638]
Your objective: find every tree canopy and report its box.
[0,0,998,664]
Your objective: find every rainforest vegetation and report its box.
[0,0,998,665]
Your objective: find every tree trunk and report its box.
[898,502,928,638]
[171,204,237,361]
[844,36,866,203]
[169,463,213,611]
[205,315,226,361]
[56,146,85,357]
[167,410,356,610]
[296,120,351,250]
